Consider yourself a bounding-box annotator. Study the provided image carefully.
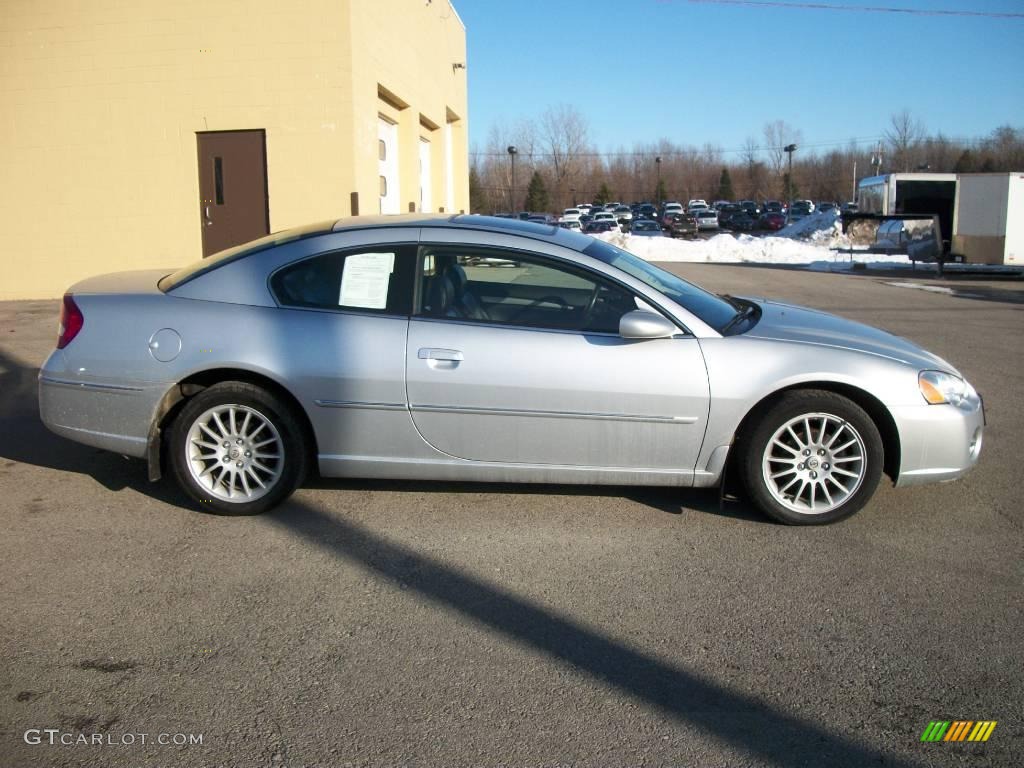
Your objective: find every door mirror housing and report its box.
[619,310,677,340]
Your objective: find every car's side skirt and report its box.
[319,454,695,487]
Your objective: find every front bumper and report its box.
[892,392,984,487]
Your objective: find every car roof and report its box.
[162,214,598,293]
[326,213,594,249]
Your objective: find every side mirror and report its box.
[619,310,677,340]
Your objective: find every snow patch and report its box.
[775,209,849,247]
[595,230,900,268]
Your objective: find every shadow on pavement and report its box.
[265,499,917,768]
[2,345,916,764]
[0,347,186,505]
[0,346,765,522]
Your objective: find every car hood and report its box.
[743,298,958,373]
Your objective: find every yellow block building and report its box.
[0,0,469,300]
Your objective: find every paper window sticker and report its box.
[339,252,396,309]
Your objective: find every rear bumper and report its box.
[892,395,984,487]
[38,352,165,459]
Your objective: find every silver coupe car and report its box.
[39,215,984,524]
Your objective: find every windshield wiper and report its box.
[721,301,757,334]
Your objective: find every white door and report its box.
[378,117,399,214]
[419,137,432,213]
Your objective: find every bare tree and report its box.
[885,109,926,172]
[538,104,591,210]
[762,120,802,177]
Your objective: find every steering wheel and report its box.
[509,295,571,323]
[581,284,602,325]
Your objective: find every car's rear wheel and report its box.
[738,390,883,525]
[168,382,307,515]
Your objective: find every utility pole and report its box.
[784,143,797,211]
[852,159,857,204]
[871,142,883,176]
[507,145,518,212]
[655,156,662,205]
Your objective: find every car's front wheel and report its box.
[738,390,883,525]
[168,382,308,515]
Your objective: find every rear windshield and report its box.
[158,221,337,292]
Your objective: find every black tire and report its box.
[168,381,308,515]
[737,390,883,525]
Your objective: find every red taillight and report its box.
[57,294,84,349]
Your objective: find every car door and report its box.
[405,243,711,471]
[268,244,419,464]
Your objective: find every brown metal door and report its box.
[196,130,269,256]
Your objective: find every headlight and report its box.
[919,370,967,406]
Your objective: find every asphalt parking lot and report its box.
[1,264,1021,767]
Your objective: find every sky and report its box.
[455,0,1024,158]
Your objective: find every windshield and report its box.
[583,239,738,332]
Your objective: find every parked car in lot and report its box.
[760,212,787,231]
[695,209,719,231]
[787,200,814,226]
[630,219,664,237]
[583,220,618,234]
[592,211,620,230]
[727,212,759,231]
[739,200,761,217]
[557,220,582,232]
[40,214,984,525]
[717,203,742,229]
[613,205,633,222]
[667,212,699,238]
[636,203,659,220]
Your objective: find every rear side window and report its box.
[270,246,415,315]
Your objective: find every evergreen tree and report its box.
[469,166,486,213]
[717,168,734,200]
[953,149,976,173]
[594,182,612,206]
[654,179,667,206]
[523,170,549,213]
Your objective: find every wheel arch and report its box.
[147,367,319,481]
[733,382,901,483]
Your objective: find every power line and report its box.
[470,133,997,160]
[471,136,886,159]
[685,0,1024,19]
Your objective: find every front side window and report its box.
[271,246,414,315]
[583,238,737,332]
[417,246,640,334]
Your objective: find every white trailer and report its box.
[857,173,958,247]
[952,173,1023,265]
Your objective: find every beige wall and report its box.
[348,0,468,216]
[0,0,468,300]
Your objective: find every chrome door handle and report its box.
[418,348,463,361]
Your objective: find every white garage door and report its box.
[378,117,399,214]
[419,137,432,213]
